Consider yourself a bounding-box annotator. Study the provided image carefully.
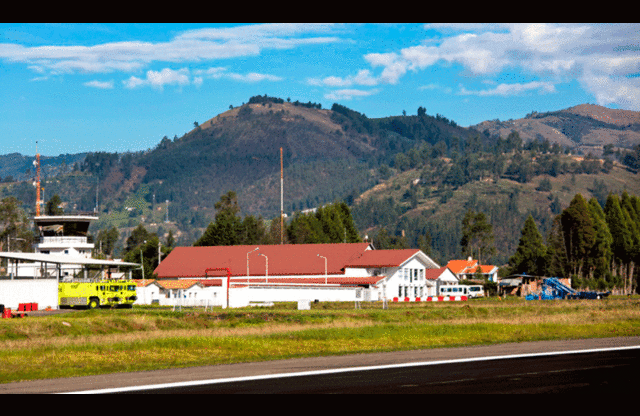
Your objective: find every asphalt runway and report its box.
[129,348,640,394]
[2,336,639,394]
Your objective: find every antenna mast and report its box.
[35,141,41,217]
[280,147,283,245]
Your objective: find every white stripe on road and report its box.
[62,345,640,394]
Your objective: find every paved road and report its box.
[2,336,639,394]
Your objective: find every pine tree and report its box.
[194,191,243,246]
[460,210,495,264]
[587,197,613,284]
[508,215,547,276]
[560,194,596,277]
[605,194,633,293]
[545,215,570,278]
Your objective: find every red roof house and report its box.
[152,243,443,304]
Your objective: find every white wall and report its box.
[0,280,59,310]
[245,285,361,303]
[385,258,435,301]
[135,284,161,305]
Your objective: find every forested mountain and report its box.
[1,96,639,276]
[473,104,640,156]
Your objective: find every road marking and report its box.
[62,345,640,394]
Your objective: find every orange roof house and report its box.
[445,258,498,282]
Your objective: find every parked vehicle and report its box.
[525,278,610,300]
[439,285,469,297]
[58,280,137,309]
[465,285,485,298]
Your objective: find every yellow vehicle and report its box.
[58,280,137,309]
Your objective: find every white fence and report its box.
[0,280,58,310]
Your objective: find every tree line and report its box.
[193,191,361,247]
[508,191,640,293]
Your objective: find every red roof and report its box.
[154,243,372,278]
[344,249,421,268]
[195,276,385,287]
[423,266,453,280]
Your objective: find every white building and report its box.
[151,243,460,307]
[8,214,97,279]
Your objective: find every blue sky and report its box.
[1,23,639,156]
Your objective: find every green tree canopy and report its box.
[560,194,595,277]
[508,215,547,276]
[45,194,64,216]
[460,209,495,264]
[287,202,361,244]
[194,191,269,246]
[96,226,119,258]
[587,197,613,280]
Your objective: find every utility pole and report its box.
[280,147,284,245]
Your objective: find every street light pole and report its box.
[259,253,268,284]
[318,254,327,284]
[247,247,259,283]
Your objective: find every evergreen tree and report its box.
[194,191,244,246]
[560,194,596,277]
[605,193,633,293]
[96,226,119,258]
[287,202,361,244]
[587,197,613,283]
[123,234,171,280]
[460,210,495,264]
[620,192,639,293]
[45,194,64,215]
[124,223,155,255]
[545,215,570,278]
[508,215,547,276]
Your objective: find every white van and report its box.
[439,285,469,297]
[466,285,485,298]
[438,285,485,298]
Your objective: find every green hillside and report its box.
[2,96,639,266]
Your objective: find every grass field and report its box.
[1,296,639,384]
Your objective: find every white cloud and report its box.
[84,80,114,89]
[123,68,190,90]
[308,70,378,88]
[226,72,282,82]
[0,24,340,76]
[122,66,283,90]
[324,89,379,101]
[194,67,282,83]
[459,81,557,96]
[332,23,640,110]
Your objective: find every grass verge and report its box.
[1,297,639,384]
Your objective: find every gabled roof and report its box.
[445,259,478,274]
[154,243,372,278]
[424,266,457,280]
[132,279,158,287]
[156,280,203,290]
[344,249,421,268]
